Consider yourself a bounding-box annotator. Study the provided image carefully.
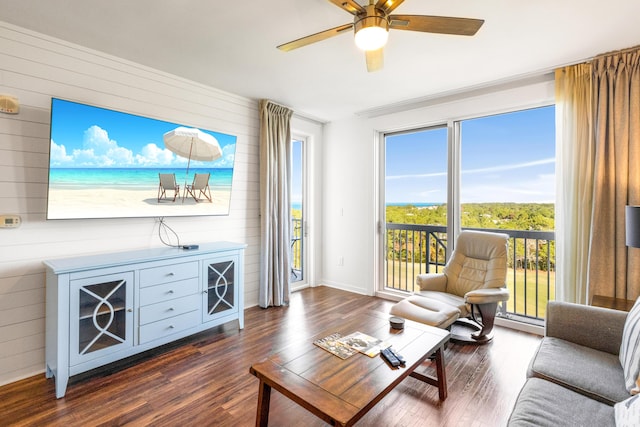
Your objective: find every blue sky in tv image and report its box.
[48,98,236,190]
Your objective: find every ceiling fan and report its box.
[277,0,484,72]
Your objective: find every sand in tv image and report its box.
[47,98,237,219]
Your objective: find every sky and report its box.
[291,140,303,206]
[49,98,236,169]
[385,105,556,204]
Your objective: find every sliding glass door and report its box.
[379,106,556,324]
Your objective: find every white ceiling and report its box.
[1,0,640,122]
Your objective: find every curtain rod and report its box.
[593,44,640,60]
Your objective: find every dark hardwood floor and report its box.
[0,287,541,426]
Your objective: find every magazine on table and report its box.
[313,333,358,359]
[313,331,390,359]
[338,331,391,357]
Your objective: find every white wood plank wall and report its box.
[0,22,261,386]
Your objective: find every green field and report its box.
[386,261,555,320]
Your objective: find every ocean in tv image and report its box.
[47,98,237,219]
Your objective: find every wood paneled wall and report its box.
[0,22,260,386]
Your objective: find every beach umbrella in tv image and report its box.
[163,126,222,198]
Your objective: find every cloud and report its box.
[59,125,135,167]
[462,158,555,175]
[135,143,176,166]
[212,144,236,168]
[49,139,73,166]
[386,157,555,180]
[461,173,555,203]
[387,170,446,180]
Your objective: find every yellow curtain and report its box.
[588,48,640,301]
[555,64,595,304]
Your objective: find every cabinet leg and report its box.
[255,380,271,427]
[55,375,69,399]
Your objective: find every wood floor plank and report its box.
[0,286,540,426]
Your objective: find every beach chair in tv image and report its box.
[184,173,212,203]
[157,173,180,202]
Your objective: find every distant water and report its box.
[290,202,442,210]
[386,203,443,207]
[49,168,233,190]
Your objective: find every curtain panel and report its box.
[556,46,640,303]
[555,64,595,304]
[588,48,640,301]
[259,100,293,308]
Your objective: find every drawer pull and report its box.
[167,272,175,276]
[168,307,175,311]
[168,290,174,294]
[169,325,175,329]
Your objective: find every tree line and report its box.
[386,203,555,272]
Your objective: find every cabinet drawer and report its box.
[138,310,200,344]
[139,278,199,306]
[139,294,200,325]
[139,261,198,288]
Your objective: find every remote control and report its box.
[381,347,401,367]
[387,347,406,365]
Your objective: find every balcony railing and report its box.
[385,224,555,324]
[291,218,303,282]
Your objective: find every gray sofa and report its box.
[508,301,630,426]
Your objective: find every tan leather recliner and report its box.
[414,229,509,343]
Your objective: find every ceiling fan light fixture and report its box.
[354,6,389,51]
[354,25,388,51]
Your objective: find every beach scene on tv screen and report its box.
[47,98,237,219]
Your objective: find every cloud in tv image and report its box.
[47,98,237,219]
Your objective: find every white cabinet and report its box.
[45,242,245,398]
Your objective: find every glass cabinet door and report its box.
[203,256,238,322]
[69,272,134,366]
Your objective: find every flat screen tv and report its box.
[47,98,237,220]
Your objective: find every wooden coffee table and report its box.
[249,312,450,427]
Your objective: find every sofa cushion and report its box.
[528,337,629,405]
[507,378,614,427]
[619,297,640,395]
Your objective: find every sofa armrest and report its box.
[465,287,510,305]
[415,273,447,292]
[545,301,628,355]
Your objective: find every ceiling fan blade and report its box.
[277,23,353,52]
[328,0,365,15]
[365,48,384,72]
[389,15,484,36]
[375,0,405,14]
